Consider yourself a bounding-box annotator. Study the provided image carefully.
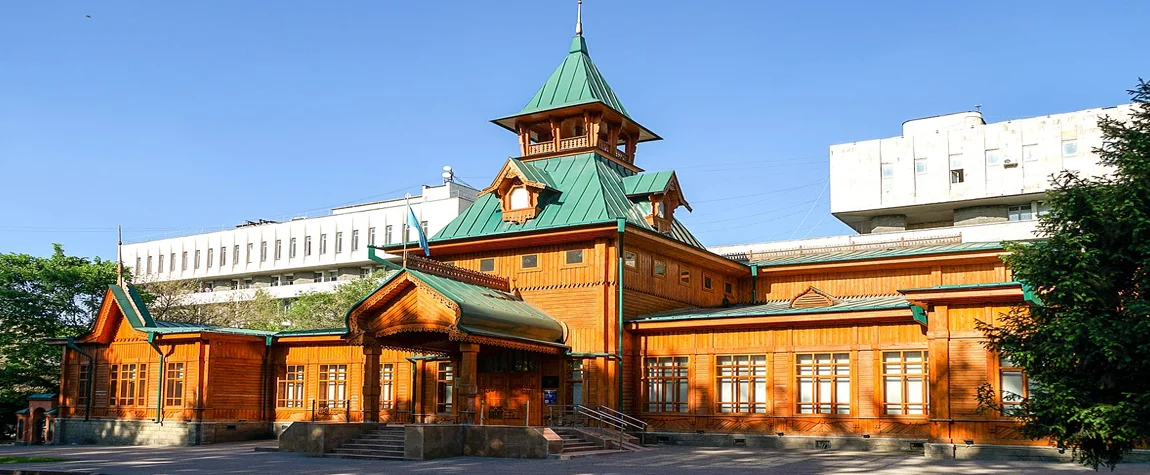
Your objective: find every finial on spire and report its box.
[576,0,583,37]
[116,225,124,286]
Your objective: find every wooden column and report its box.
[550,118,561,151]
[458,342,480,424]
[589,113,602,147]
[517,124,530,157]
[607,122,620,154]
[361,345,381,423]
[625,134,637,163]
[927,303,951,443]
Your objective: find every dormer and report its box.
[789,287,841,309]
[490,33,660,173]
[623,170,692,233]
[479,159,558,224]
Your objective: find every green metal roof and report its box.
[432,153,705,249]
[515,36,629,119]
[622,170,675,196]
[749,242,1005,268]
[348,267,568,347]
[28,393,56,401]
[898,281,1022,293]
[632,295,916,322]
[109,284,155,328]
[275,328,347,337]
[510,158,558,190]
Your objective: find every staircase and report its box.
[552,427,628,458]
[327,426,405,460]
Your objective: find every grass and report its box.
[0,456,69,464]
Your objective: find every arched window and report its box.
[509,187,531,210]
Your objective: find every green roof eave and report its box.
[489,100,663,143]
[897,281,1023,293]
[750,242,1006,268]
[632,296,913,323]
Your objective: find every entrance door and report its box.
[476,350,541,425]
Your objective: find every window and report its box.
[351,229,360,251]
[108,363,147,407]
[724,282,733,295]
[716,355,768,413]
[1022,144,1038,162]
[509,187,531,210]
[565,249,584,265]
[146,255,152,274]
[260,242,267,262]
[436,361,454,413]
[305,236,313,256]
[985,149,1001,167]
[319,234,327,254]
[521,254,539,269]
[679,269,691,285]
[284,274,294,286]
[381,363,395,409]
[318,364,348,408]
[479,258,496,272]
[335,232,343,253]
[883,351,927,415]
[328,270,339,282]
[277,365,305,408]
[165,362,185,407]
[420,221,429,238]
[624,251,637,268]
[568,360,584,405]
[220,246,227,267]
[644,356,689,412]
[654,260,666,276]
[950,169,965,184]
[233,245,240,265]
[77,364,90,406]
[207,248,215,268]
[1008,204,1033,222]
[1062,139,1078,157]
[1000,354,1030,415]
[361,267,373,278]
[246,243,253,263]
[914,158,928,175]
[703,276,713,290]
[157,254,163,273]
[270,275,281,287]
[170,253,176,272]
[315,271,326,283]
[376,226,384,246]
[135,257,141,274]
[182,251,188,270]
[949,154,964,184]
[1036,201,1051,217]
[195,250,201,269]
[290,238,297,258]
[881,163,894,178]
[796,353,850,414]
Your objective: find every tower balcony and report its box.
[525,133,631,162]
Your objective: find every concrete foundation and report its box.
[643,431,925,453]
[278,422,383,456]
[56,419,272,446]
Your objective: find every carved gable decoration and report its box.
[479,159,558,224]
[789,286,841,309]
[624,171,691,233]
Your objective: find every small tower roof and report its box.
[517,36,630,119]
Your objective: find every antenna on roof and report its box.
[575,0,583,37]
[116,225,124,287]
[975,104,983,113]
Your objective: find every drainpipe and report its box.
[261,336,272,423]
[146,333,165,424]
[615,218,625,412]
[751,265,759,304]
[65,338,95,422]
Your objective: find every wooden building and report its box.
[43,28,1042,453]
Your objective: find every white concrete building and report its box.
[712,103,1134,259]
[829,104,1134,235]
[123,181,478,304]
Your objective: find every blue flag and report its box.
[407,205,430,256]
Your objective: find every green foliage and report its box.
[281,270,393,330]
[979,80,1150,470]
[0,245,119,431]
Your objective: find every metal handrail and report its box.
[545,405,629,449]
[597,405,647,432]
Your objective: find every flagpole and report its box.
[403,194,410,268]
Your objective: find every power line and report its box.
[788,180,830,239]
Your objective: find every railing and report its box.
[546,404,637,449]
[560,136,589,149]
[596,141,628,161]
[528,142,556,155]
[597,405,647,433]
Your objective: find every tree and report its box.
[0,244,119,433]
[979,80,1150,469]
[282,269,393,330]
[137,278,204,323]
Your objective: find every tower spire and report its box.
[116,225,124,286]
[575,0,582,37]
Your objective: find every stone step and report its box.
[326,453,405,461]
[343,442,405,449]
[554,449,628,460]
[563,444,605,453]
[360,435,405,441]
[333,448,406,457]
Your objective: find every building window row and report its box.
[642,351,931,416]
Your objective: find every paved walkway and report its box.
[1,441,1148,475]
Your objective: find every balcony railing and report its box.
[526,134,630,161]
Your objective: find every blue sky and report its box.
[2,0,1146,259]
